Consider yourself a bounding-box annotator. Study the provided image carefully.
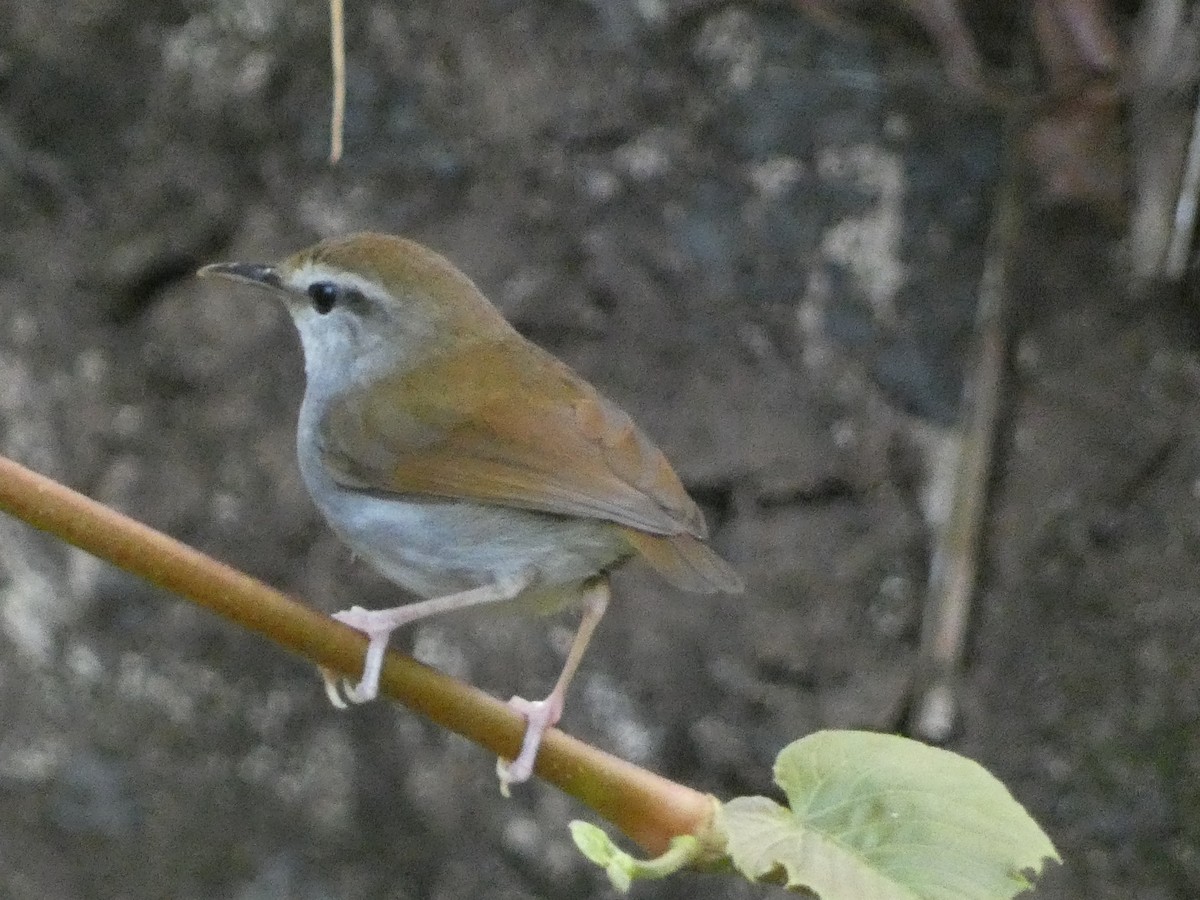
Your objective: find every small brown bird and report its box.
[199,233,742,788]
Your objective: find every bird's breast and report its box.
[323,489,629,600]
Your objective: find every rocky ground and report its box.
[0,2,1196,897]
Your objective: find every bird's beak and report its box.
[197,262,283,290]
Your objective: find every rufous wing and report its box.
[318,336,743,593]
[317,336,707,539]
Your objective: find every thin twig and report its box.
[0,453,714,854]
[1165,83,1200,279]
[329,0,346,164]
[909,159,1019,742]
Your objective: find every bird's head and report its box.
[199,232,511,386]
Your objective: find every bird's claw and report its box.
[320,607,390,706]
[496,694,563,796]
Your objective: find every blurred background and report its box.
[1,0,1198,896]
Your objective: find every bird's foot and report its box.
[496,693,564,796]
[321,605,398,706]
[318,581,535,710]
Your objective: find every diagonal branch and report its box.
[0,452,714,855]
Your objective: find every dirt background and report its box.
[1,1,1197,898]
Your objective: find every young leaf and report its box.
[718,730,1059,899]
[570,821,705,893]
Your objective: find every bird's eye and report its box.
[307,282,339,315]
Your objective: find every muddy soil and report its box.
[0,2,1196,898]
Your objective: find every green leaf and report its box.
[718,731,1059,899]
[569,821,704,893]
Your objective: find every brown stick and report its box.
[328,0,345,163]
[0,453,713,854]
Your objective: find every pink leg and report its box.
[497,579,611,794]
[324,574,529,706]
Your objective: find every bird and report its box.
[198,232,743,789]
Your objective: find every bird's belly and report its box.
[312,487,629,600]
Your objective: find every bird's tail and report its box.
[621,529,744,594]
